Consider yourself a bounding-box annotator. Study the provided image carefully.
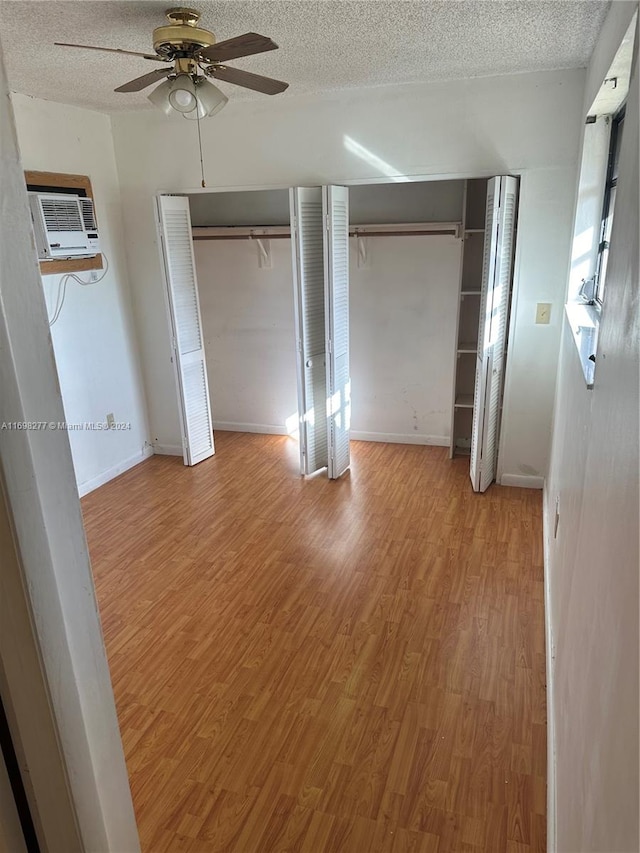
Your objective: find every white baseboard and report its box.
[213,421,289,436]
[542,482,557,853]
[350,431,450,447]
[499,473,545,489]
[77,446,154,497]
[153,443,183,456]
[167,423,449,447]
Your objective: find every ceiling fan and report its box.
[55,6,289,117]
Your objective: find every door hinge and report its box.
[327,339,333,354]
[326,214,330,231]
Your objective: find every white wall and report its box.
[112,67,585,482]
[11,94,150,494]
[544,4,639,851]
[350,234,460,444]
[194,237,298,433]
[498,166,579,487]
[0,50,139,851]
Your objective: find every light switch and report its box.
[536,303,552,324]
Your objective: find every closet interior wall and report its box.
[348,181,463,446]
[189,189,298,436]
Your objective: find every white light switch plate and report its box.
[536,303,552,324]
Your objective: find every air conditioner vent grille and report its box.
[41,197,83,232]
[80,198,97,232]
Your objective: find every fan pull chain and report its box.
[196,101,206,188]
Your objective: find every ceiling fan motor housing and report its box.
[153,7,216,57]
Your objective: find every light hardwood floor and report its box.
[82,432,546,852]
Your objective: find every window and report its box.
[565,12,635,389]
[595,108,624,304]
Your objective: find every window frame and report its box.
[594,106,625,305]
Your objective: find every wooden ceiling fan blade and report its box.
[208,66,288,95]
[199,32,278,63]
[115,67,172,93]
[55,42,162,61]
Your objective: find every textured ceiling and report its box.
[0,0,610,112]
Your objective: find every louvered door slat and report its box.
[470,178,499,491]
[479,178,517,492]
[290,187,328,475]
[158,195,214,466]
[323,185,351,480]
[470,176,518,492]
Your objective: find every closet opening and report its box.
[186,188,299,455]
[347,179,466,454]
[347,175,519,494]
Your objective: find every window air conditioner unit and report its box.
[28,192,100,260]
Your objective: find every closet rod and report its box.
[351,228,458,237]
[192,226,460,241]
[192,234,291,241]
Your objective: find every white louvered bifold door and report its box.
[323,185,351,480]
[470,176,518,492]
[290,187,328,475]
[157,195,214,466]
[469,179,499,491]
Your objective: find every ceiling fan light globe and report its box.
[147,79,175,116]
[183,80,228,119]
[169,88,197,112]
[167,74,198,113]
